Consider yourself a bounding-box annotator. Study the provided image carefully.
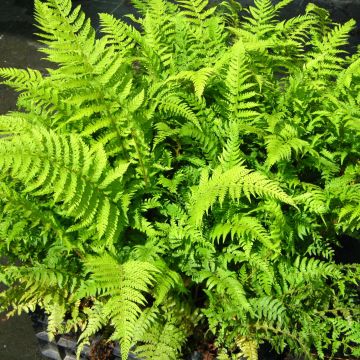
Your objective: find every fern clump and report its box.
[0,0,359,359]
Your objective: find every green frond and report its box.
[1,262,79,326]
[224,42,259,122]
[265,125,310,168]
[99,13,141,55]
[189,165,295,226]
[134,315,187,360]
[168,67,216,98]
[34,0,96,69]
[336,57,360,91]
[47,302,67,338]
[338,202,360,231]
[0,70,62,121]
[0,182,72,249]
[252,296,287,325]
[179,122,220,161]
[158,93,201,129]
[77,301,107,356]
[77,254,160,360]
[0,128,127,250]
[274,0,293,12]
[305,19,356,77]
[133,305,160,339]
[218,123,244,170]
[275,15,315,56]
[294,186,328,215]
[0,68,44,92]
[236,336,258,360]
[293,256,342,282]
[1,1,359,359]
[211,215,279,252]
[200,267,252,311]
[243,0,278,38]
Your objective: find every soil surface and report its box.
[0,0,359,360]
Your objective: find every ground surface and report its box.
[0,2,47,358]
[0,0,359,360]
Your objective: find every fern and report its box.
[0,0,359,359]
[133,314,187,359]
[76,255,161,359]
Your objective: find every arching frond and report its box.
[189,165,294,226]
[0,128,128,250]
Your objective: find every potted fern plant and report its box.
[0,0,359,359]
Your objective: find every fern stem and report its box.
[131,128,149,186]
[106,110,129,160]
[252,324,313,359]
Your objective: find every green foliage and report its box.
[0,0,359,359]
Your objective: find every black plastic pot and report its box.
[30,311,207,360]
[29,311,236,360]
[30,312,128,360]
[30,311,302,360]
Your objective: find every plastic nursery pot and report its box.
[30,311,126,360]
[30,311,206,360]
[29,310,296,360]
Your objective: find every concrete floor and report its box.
[0,1,48,358]
[0,313,44,360]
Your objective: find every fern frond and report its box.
[218,123,244,170]
[243,0,278,38]
[294,186,328,215]
[265,125,310,168]
[34,0,98,71]
[305,20,356,77]
[77,254,160,360]
[293,256,342,282]
[0,68,44,92]
[0,128,128,250]
[224,42,259,122]
[236,336,258,360]
[211,215,279,252]
[99,13,141,55]
[0,182,72,249]
[134,314,187,360]
[189,165,295,226]
[1,1,359,359]
[158,93,201,129]
[200,267,252,311]
[77,301,107,355]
